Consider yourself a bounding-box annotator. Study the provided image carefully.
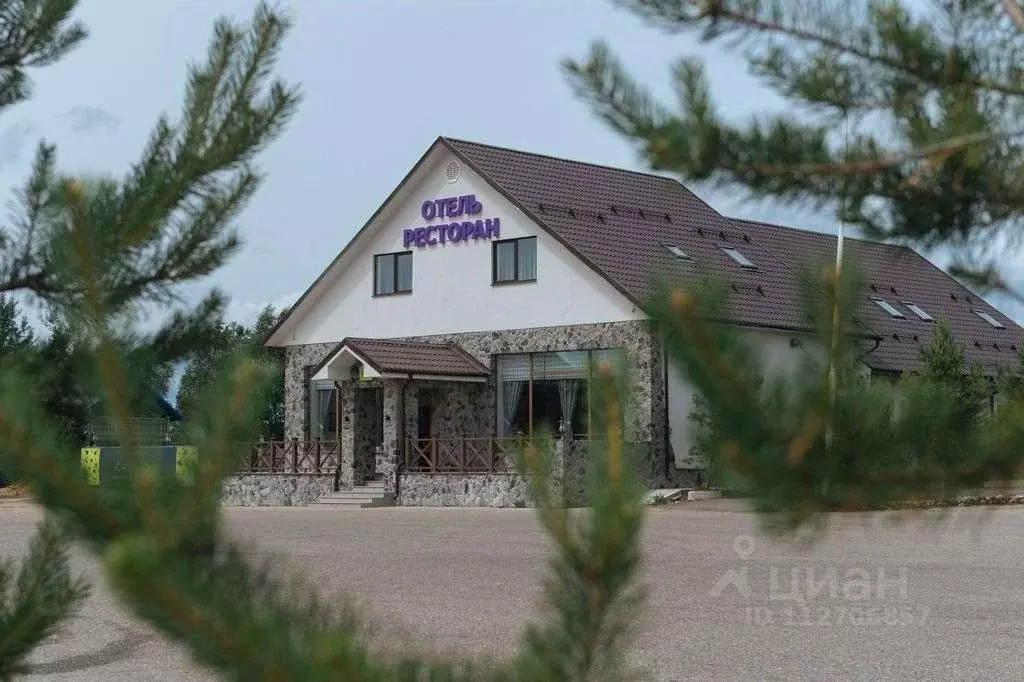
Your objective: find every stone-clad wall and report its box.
[403,320,661,444]
[398,474,533,507]
[221,474,334,506]
[284,342,337,441]
[283,320,673,488]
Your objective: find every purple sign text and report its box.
[404,194,500,248]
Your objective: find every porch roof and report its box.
[310,338,489,382]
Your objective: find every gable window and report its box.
[872,299,904,318]
[664,244,692,261]
[722,246,756,268]
[903,302,933,321]
[374,251,412,296]
[493,236,537,284]
[974,309,1005,329]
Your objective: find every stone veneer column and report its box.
[337,381,356,487]
[403,382,419,456]
[382,380,404,455]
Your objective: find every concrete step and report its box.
[318,493,384,502]
[316,484,393,508]
[316,496,391,508]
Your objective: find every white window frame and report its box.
[902,302,933,321]
[721,246,755,268]
[974,309,1005,329]
[664,244,691,261]
[872,298,904,318]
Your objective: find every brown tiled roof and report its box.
[444,138,830,334]
[443,138,1023,374]
[731,219,1024,374]
[326,338,489,378]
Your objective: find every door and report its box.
[417,403,432,469]
[417,404,432,439]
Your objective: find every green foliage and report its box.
[564,0,1024,294]
[177,304,286,440]
[514,369,646,682]
[0,296,34,357]
[913,316,991,426]
[0,520,89,681]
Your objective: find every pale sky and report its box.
[5,0,1020,334]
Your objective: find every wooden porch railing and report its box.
[235,439,341,474]
[405,437,535,474]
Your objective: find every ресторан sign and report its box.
[403,194,500,248]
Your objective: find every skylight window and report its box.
[902,302,933,321]
[721,247,755,268]
[974,309,1005,329]
[664,244,691,261]
[872,299,904,318]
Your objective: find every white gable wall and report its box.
[667,328,873,469]
[667,328,821,468]
[281,148,643,346]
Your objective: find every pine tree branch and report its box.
[1003,0,1024,36]
[738,129,1012,176]
[614,0,1024,98]
[0,520,89,679]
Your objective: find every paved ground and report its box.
[4,499,1024,680]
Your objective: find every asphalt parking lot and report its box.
[4,499,1024,680]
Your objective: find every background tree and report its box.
[0,296,34,358]
[915,316,991,421]
[177,304,286,440]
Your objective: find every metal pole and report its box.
[826,113,849,449]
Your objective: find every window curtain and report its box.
[556,379,581,437]
[502,380,525,436]
[495,242,516,281]
[375,255,394,294]
[317,388,334,438]
[396,252,413,291]
[518,238,537,280]
[496,354,529,436]
[311,379,335,439]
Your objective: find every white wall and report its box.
[666,329,829,469]
[278,147,643,346]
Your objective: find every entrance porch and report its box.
[310,337,493,490]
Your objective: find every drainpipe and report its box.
[856,337,882,364]
[661,336,672,482]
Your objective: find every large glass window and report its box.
[309,379,338,440]
[495,349,625,438]
[374,251,412,295]
[493,237,537,284]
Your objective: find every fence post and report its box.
[289,438,297,473]
[314,439,322,473]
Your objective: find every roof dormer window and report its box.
[902,302,933,321]
[974,309,1005,329]
[872,299,904,318]
[721,246,755,269]
[664,244,692,261]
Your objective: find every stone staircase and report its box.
[315,479,392,508]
